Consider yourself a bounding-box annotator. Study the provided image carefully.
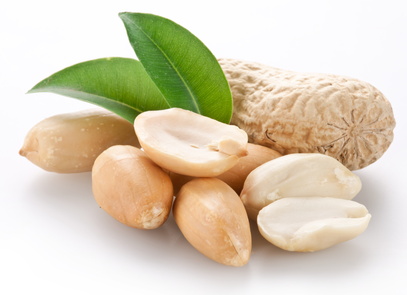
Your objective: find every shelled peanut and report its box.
[19,108,140,173]
[241,153,371,251]
[173,178,251,267]
[240,153,362,220]
[92,145,173,229]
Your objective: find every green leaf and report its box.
[27,57,169,122]
[119,12,233,123]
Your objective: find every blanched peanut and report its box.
[257,197,371,252]
[19,108,140,173]
[241,153,362,220]
[92,145,173,229]
[134,108,248,177]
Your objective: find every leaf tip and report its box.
[26,85,40,94]
[118,11,133,21]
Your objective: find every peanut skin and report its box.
[173,178,252,266]
[19,109,140,173]
[92,145,173,229]
[219,58,396,170]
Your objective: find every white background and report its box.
[1,1,406,294]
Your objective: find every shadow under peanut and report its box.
[22,171,188,263]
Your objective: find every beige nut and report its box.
[257,197,371,252]
[134,108,248,177]
[219,58,396,170]
[170,143,281,194]
[173,178,251,267]
[217,143,281,193]
[92,145,173,229]
[241,153,362,220]
[19,108,140,173]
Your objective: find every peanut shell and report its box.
[219,58,396,170]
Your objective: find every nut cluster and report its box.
[20,107,372,266]
[243,153,371,252]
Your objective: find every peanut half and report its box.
[92,145,173,229]
[173,178,251,267]
[241,153,362,220]
[19,108,140,173]
[134,108,248,177]
[257,197,371,252]
[219,58,396,170]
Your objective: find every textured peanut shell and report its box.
[219,58,396,170]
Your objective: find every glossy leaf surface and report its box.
[119,12,233,123]
[28,57,168,122]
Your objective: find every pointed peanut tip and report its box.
[19,138,37,159]
[19,139,41,170]
[227,238,251,267]
[19,148,26,157]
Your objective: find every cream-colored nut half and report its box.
[241,153,362,220]
[134,108,248,177]
[257,197,371,252]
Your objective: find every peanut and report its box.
[19,108,140,173]
[217,143,281,193]
[219,58,396,170]
[92,145,173,229]
[173,178,251,266]
[257,197,371,252]
[134,108,248,177]
[241,153,362,220]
